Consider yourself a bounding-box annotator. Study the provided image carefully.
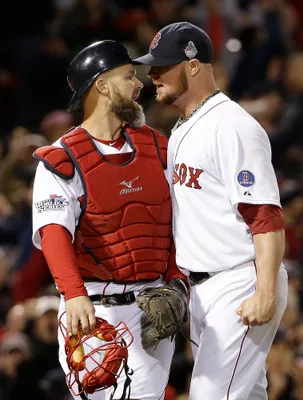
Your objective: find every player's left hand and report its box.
[236,291,276,326]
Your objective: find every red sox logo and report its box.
[173,163,203,189]
[237,170,255,187]
[242,171,249,183]
[150,32,161,50]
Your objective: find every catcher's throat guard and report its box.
[58,314,133,400]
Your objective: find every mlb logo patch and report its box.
[237,170,255,187]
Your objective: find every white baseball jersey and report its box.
[167,92,281,274]
[32,133,174,400]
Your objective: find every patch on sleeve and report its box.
[237,170,255,187]
[34,194,69,213]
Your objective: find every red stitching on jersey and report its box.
[226,326,250,399]
[226,262,257,399]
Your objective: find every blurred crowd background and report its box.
[0,0,302,399]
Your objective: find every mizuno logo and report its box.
[120,176,139,188]
[119,176,143,195]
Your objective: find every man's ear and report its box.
[188,59,201,77]
[95,78,108,96]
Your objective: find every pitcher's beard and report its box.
[110,92,146,128]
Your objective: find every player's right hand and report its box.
[65,296,96,335]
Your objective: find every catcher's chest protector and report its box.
[34,126,172,282]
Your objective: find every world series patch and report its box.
[34,194,69,213]
[237,170,255,187]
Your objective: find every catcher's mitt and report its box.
[136,278,188,349]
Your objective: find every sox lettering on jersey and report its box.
[173,163,203,189]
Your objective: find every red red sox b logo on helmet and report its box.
[174,163,203,189]
[150,32,161,49]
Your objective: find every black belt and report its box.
[189,271,211,286]
[89,291,136,307]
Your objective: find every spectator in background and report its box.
[0,332,32,400]
[266,328,296,400]
[0,129,47,202]
[0,130,53,304]
[228,3,285,99]
[280,181,302,263]
[269,52,303,168]
[3,304,28,336]
[0,249,12,328]
[56,0,123,54]
[40,110,74,143]
[239,81,284,134]
[183,0,226,60]
[9,296,61,400]
[136,0,184,47]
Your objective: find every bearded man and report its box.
[31,41,188,400]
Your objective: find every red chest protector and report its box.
[34,125,172,282]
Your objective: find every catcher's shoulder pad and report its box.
[33,145,75,179]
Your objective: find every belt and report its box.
[89,291,136,307]
[188,271,211,286]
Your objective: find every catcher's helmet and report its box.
[67,40,134,112]
[59,314,133,399]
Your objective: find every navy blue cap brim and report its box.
[133,53,181,67]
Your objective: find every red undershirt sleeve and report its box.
[237,203,284,235]
[40,224,88,300]
[163,240,189,288]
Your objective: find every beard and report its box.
[156,66,189,105]
[110,90,146,128]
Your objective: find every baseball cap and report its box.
[35,295,60,318]
[0,332,31,357]
[133,22,213,67]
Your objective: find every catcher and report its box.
[31,40,188,400]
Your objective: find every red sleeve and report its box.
[163,240,189,288]
[238,204,284,235]
[40,224,88,300]
[12,246,52,304]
